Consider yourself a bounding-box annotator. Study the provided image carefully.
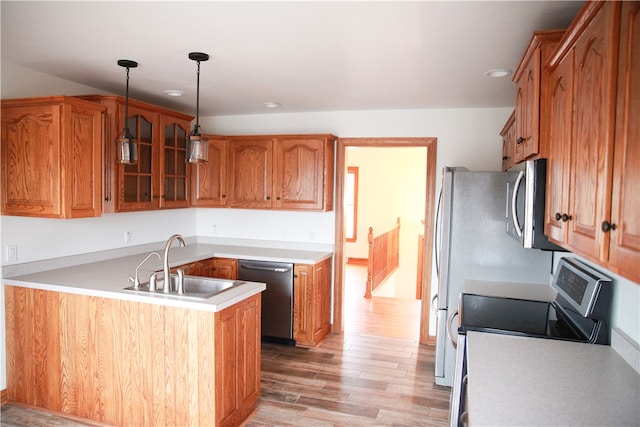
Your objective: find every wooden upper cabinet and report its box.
[513,30,565,163]
[566,1,618,261]
[545,50,575,245]
[160,115,190,208]
[273,136,335,210]
[77,95,193,213]
[500,110,516,171]
[609,1,640,283]
[227,137,273,209]
[190,136,228,207]
[1,96,104,218]
[545,1,640,284]
[226,134,335,211]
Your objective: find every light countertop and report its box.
[466,331,640,426]
[3,243,332,312]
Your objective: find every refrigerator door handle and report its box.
[511,170,525,237]
[431,293,438,316]
[434,188,443,276]
[446,309,459,349]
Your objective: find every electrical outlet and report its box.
[124,231,132,244]
[6,245,17,262]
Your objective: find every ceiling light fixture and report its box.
[164,89,184,97]
[484,68,512,78]
[262,101,281,108]
[116,59,138,164]
[186,52,210,163]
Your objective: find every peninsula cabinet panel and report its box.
[227,137,273,209]
[191,136,229,207]
[1,96,104,218]
[608,1,640,283]
[215,294,261,426]
[5,286,261,426]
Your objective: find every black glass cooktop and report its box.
[458,294,585,341]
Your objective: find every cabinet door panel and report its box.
[228,138,272,208]
[118,107,160,210]
[191,137,228,207]
[567,3,617,260]
[546,52,574,244]
[273,138,325,210]
[610,2,640,282]
[161,117,190,208]
[1,105,61,216]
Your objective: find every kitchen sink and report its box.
[124,276,245,300]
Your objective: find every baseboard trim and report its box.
[1,389,7,406]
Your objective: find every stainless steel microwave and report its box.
[506,159,565,251]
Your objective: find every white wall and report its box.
[2,62,639,392]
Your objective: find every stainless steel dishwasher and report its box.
[237,259,295,345]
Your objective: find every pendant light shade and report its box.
[187,52,210,164]
[116,59,138,164]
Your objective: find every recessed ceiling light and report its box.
[164,89,184,97]
[484,69,512,78]
[262,102,281,108]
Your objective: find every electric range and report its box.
[458,257,613,344]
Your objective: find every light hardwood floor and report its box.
[1,265,450,426]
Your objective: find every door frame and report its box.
[333,137,437,344]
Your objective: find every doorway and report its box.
[333,138,437,344]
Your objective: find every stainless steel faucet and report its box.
[130,252,162,290]
[163,234,186,293]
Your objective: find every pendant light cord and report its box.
[195,60,201,135]
[124,66,130,136]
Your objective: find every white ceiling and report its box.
[1,1,584,117]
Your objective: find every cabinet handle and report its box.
[516,137,525,145]
[555,213,562,221]
[601,221,617,232]
[266,196,271,200]
[562,214,572,222]
[502,156,510,161]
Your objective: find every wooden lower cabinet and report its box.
[293,257,332,347]
[215,293,261,425]
[5,286,261,427]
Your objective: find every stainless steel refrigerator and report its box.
[434,167,554,386]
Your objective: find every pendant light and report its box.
[116,59,138,164]
[186,52,210,163]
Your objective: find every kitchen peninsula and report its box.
[3,241,331,426]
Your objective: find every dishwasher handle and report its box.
[240,264,291,273]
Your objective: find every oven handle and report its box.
[511,170,525,237]
[447,309,459,349]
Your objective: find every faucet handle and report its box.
[176,267,185,294]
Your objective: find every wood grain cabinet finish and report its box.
[198,257,238,280]
[227,137,273,209]
[545,1,640,284]
[513,30,565,163]
[500,110,516,171]
[1,96,105,218]
[191,136,229,207]
[5,286,261,427]
[215,293,261,426]
[609,1,640,283]
[293,257,332,347]
[77,95,193,213]
[224,134,336,211]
